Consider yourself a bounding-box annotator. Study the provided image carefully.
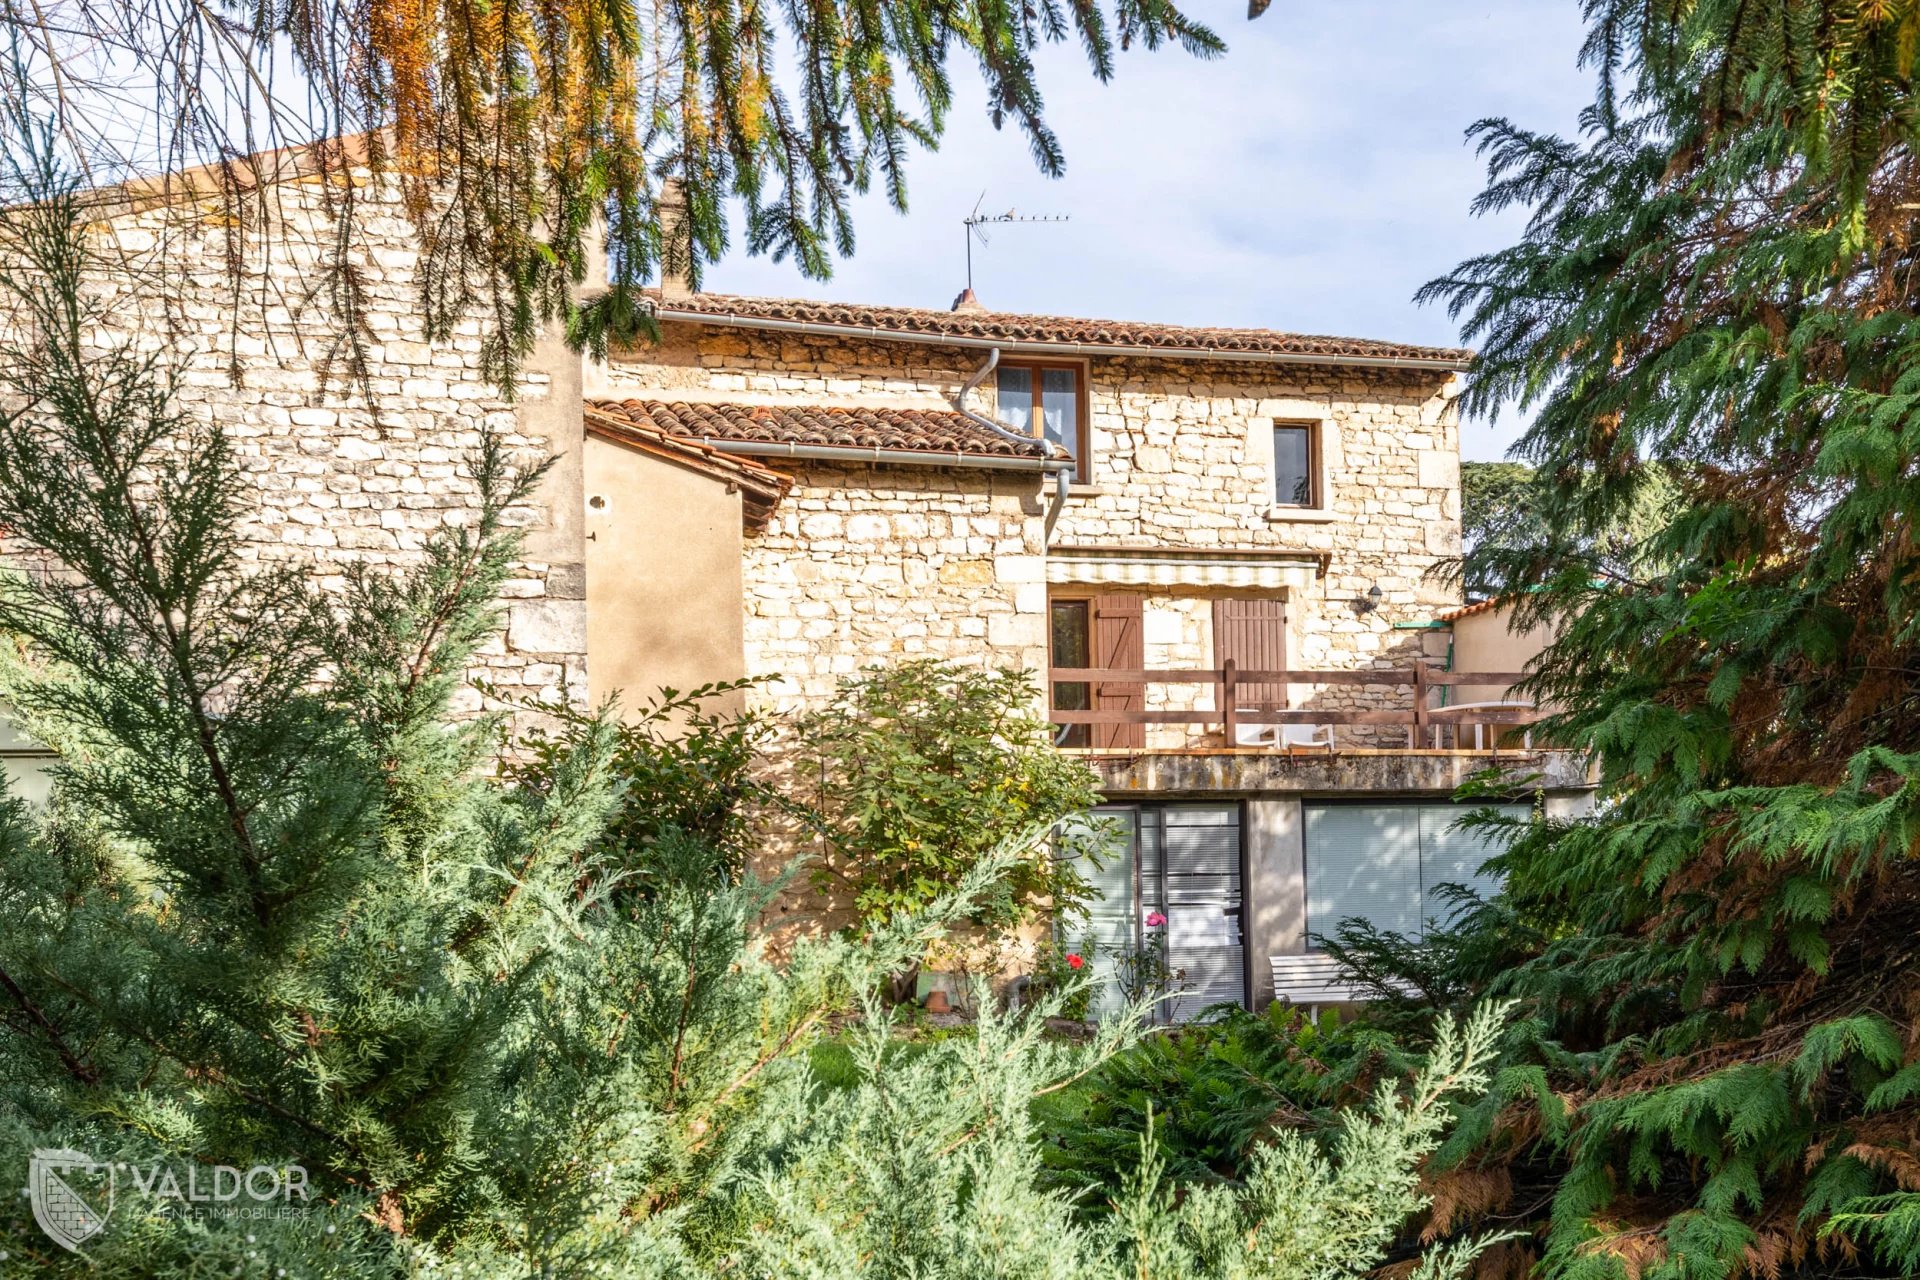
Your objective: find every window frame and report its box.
[1271,420,1321,510]
[993,357,1092,483]
[1048,595,1093,749]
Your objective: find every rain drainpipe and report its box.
[954,347,1074,540]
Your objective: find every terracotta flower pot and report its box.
[925,990,952,1015]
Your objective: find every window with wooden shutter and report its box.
[1090,593,1145,750]
[1212,597,1288,712]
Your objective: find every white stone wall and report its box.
[741,464,1046,711]
[77,175,587,714]
[607,322,1465,738]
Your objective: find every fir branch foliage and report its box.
[1355,4,1920,1273]
[0,0,1230,394]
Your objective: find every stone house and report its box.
[4,153,1591,1018]
[581,289,1595,1017]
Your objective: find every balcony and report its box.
[1046,660,1583,796]
[1047,659,1548,755]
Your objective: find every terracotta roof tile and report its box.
[589,398,1061,463]
[642,291,1474,368]
[1435,597,1508,623]
[583,404,793,528]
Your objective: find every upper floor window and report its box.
[996,360,1088,480]
[1273,422,1318,507]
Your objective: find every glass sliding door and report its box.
[1147,805,1247,1023]
[1069,803,1246,1023]
[1075,808,1138,1020]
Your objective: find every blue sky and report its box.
[711,2,1594,461]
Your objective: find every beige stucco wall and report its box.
[1449,604,1554,704]
[583,436,747,718]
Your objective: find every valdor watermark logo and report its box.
[27,1148,310,1254]
[29,1149,113,1253]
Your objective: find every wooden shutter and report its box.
[1091,593,1145,750]
[1213,597,1288,710]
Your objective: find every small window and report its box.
[996,361,1088,480]
[1049,598,1092,748]
[1274,423,1317,507]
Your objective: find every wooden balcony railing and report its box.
[1047,660,1544,752]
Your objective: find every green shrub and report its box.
[1030,937,1097,1022]
[795,659,1106,936]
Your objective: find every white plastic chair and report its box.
[1279,723,1334,752]
[1233,717,1333,752]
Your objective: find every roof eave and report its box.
[688,435,1072,473]
[650,305,1475,373]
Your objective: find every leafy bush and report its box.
[1029,937,1097,1022]
[794,659,1106,936]
[1106,913,1186,1012]
[516,678,785,887]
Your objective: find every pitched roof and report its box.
[583,404,793,529]
[1435,597,1509,623]
[589,398,1062,463]
[643,291,1474,370]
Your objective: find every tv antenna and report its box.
[963,193,1069,292]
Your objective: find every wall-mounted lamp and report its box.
[1352,583,1384,616]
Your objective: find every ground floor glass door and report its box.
[1075,803,1246,1023]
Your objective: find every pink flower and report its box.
[1066,953,1085,970]
[1145,911,1167,928]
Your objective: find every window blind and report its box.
[1304,805,1422,943]
[1304,803,1526,946]
[1417,804,1525,930]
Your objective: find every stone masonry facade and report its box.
[63,152,1463,745]
[605,322,1465,741]
[81,173,588,717]
[736,465,1046,706]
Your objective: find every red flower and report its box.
[1066,953,1085,970]
[1144,911,1167,928]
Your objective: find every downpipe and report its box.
[953,346,1074,540]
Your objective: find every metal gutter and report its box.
[689,435,1075,474]
[652,306,1474,373]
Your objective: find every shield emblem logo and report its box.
[29,1148,115,1253]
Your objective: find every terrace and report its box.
[1047,659,1547,753]
[1046,659,1583,796]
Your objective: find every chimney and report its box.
[658,179,695,299]
[951,287,985,313]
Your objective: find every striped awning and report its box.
[1045,545,1326,592]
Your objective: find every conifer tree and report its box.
[1315,4,1920,1277]
[0,0,1230,393]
